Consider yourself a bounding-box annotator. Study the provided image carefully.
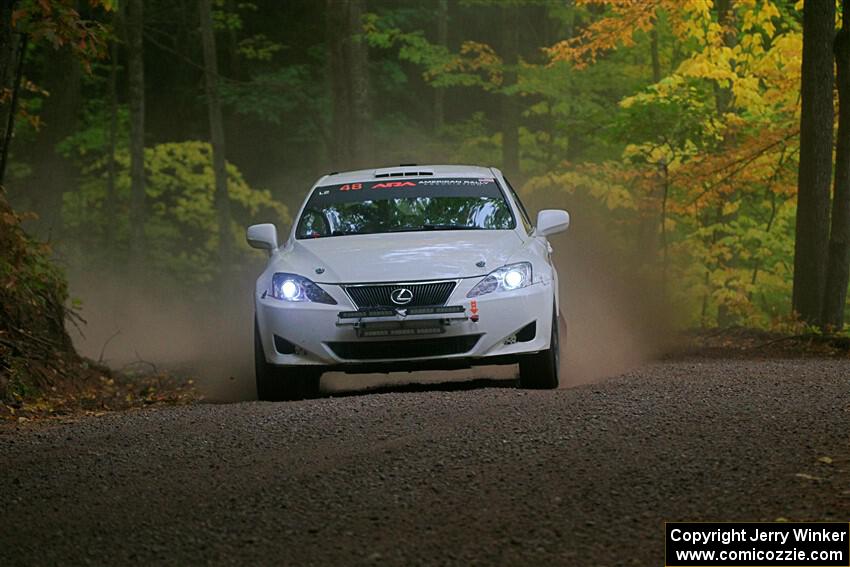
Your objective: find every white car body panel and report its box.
[250,164,565,373]
[280,230,523,283]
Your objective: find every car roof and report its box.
[318,164,497,186]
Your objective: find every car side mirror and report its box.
[246,223,279,253]
[535,209,570,237]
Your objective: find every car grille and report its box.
[327,335,481,361]
[343,280,457,309]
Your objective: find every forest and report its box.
[6,3,850,562]
[1,0,849,401]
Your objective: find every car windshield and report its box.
[295,177,515,239]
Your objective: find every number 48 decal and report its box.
[339,181,418,191]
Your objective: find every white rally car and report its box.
[246,164,570,400]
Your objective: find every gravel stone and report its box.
[1,359,849,566]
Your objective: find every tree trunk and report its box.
[199,0,233,267]
[713,0,736,115]
[326,0,351,167]
[0,24,23,187]
[25,41,81,239]
[225,0,241,79]
[126,0,146,265]
[326,0,372,169]
[500,4,519,180]
[713,0,737,327]
[0,0,19,140]
[823,0,850,330]
[347,0,372,168]
[659,160,669,298]
[104,8,120,259]
[0,0,16,91]
[792,0,835,325]
[650,26,661,83]
[434,0,448,132]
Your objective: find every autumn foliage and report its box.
[0,188,75,399]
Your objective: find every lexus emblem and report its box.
[390,288,414,305]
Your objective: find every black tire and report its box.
[518,309,561,390]
[254,318,322,401]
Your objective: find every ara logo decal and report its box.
[372,181,416,189]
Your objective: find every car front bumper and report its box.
[255,277,555,369]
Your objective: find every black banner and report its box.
[666,522,850,566]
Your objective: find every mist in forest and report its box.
[68,194,670,399]
[17,0,685,396]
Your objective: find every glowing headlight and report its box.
[281,280,299,299]
[503,269,524,290]
[467,262,532,298]
[271,273,337,304]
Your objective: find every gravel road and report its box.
[2,358,849,566]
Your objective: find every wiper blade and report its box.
[385,226,424,233]
[422,224,481,231]
[329,230,373,236]
[385,224,481,233]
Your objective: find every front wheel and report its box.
[255,319,322,401]
[518,311,561,390]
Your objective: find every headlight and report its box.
[466,262,532,298]
[271,273,337,304]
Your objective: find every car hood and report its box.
[275,230,524,283]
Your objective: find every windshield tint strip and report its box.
[296,177,516,239]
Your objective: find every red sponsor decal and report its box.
[470,300,479,322]
[372,181,416,189]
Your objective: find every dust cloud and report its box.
[67,270,258,401]
[67,201,671,399]
[554,240,671,386]
[67,268,517,400]
[553,200,674,385]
